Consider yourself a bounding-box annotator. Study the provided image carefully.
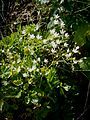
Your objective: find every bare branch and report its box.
[74,6,90,14]
[84,80,90,110]
[76,0,90,5]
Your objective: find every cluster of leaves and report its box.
[0,23,84,119]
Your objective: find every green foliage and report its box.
[0,0,90,119]
[0,24,82,119]
[79,57,90,70]
[73,23,90,79]
[74,23,90,46]
[79,57,90,78]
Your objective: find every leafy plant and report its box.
[0,23,83,119]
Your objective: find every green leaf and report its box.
[13,79,23,86]
[0,99,4,111]
[79,57,90,70]
[79,57,90,79]
[46,68,56,82]
[5,90,22,98]
[74,23,90,46]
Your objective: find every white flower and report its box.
[12,61,15,64]
[64,43,68,47]
[43,39,47,44]
[65,53,72,58]
[56,39,61,44]
[36,69,39,72]
[50,29,55,34]
[30,34,35,39]
[76,46,79,50]
[27,66,36,72]
[17,59,21,63]
[26,98,30,104]
[54,14,59,19]
[2,81,8,86]
[50,17,53,21]
[47,106,51,109]
[27,68,32,72]
[8,52,12,55]
[73,60,78,64]
[75,93,79,96]
[79,59,83,63]
[54,32,59,37]
[51,49,56,53]
[35,24,39,30]
[2,50,4,53]
[60,7,63,11]
[60,29,65,35]
[51,41,57,48]
[23,73,28,78]
[7,49,9,52]
[60,20,65,28]
[36,34,42,39]
[56,55,58,58]
[63,85,71,91]
[37,58,40,62]
[67,49,70,53]
[44,59,48,64]
[31,50,34,55]
[22,30,26,35]
[72,49,78,53]
[83,57,87,59]
[19,37,22,42]
[54,20,59,25]
[32,65,36,71]
[17,66,21,73]
[65,33,69,38]
[14,22,17,25]
[41,0,49,4]
[60,0,64,4]
[33,59,37,64]
[32,99,38,104]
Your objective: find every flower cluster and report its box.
[0,24,83,107]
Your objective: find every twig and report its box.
[0,0,5,22]
[76,0,90,5]
[74,6,90,14]
[76,79,90,120]
[76,107,88,120]
[1,0,4,13]
[84,80,90,110]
